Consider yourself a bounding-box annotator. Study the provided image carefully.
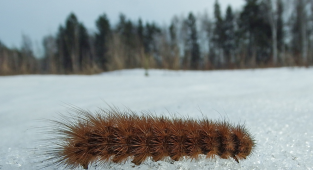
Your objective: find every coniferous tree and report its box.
[291,0,308,65]
[4,1,313,75]
[116,14,139,68]
[265,0,278,65]
[309,1,313,65]
[137,19,144,45]
[223,5,236,67]
[78,23,92,71]
[238,0,271,66]
[116,14,127,34]
[276,0,284,64]
[95,14,111,71]
[56,13,92,73]
[212,0,224,67]
[185,12,200,69]
[166,19,180,70]
[65,13,80,73]
[124,21,135,47]
[125,20,137,67]
[143,23,161,54]
[169,23,176,46]
[142,22,160,69]
[56,13,79,73]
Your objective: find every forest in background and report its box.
[1,0,313,75]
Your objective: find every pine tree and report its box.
[56,13,92,73]
[57,13,80,73]
[116,14,127,35]
[291,0,308,65]
[223,5,236,67]
[212,0,224,67]
[56,26,67,73]
[277,0,284,54]
[137,19,144,45]
[116,14,137,68]
[238,0,271,66]
[78,23,92,71]
[271,0,286,66]
[143,22,160,54]
[95,14,111,70]
[186,12,200,69]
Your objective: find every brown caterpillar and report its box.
[45,107,255,169]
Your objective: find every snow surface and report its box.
[0,68,313,170]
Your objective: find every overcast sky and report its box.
[0,0,244,50]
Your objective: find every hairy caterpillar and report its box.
[45,107,255,169]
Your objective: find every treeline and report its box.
[1,0,313,75]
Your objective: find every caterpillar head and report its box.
[235,130,255,161]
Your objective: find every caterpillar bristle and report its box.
[43,107,255,169]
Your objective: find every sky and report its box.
[0,0,244,52]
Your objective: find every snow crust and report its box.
[0,68,312,169]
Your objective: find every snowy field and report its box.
[0,68,312,170]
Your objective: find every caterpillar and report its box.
[45,107,255,169]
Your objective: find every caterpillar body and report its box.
[46,107,255,169]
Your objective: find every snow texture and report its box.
[0,68,312,170]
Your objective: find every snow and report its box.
[0,67,313,170]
